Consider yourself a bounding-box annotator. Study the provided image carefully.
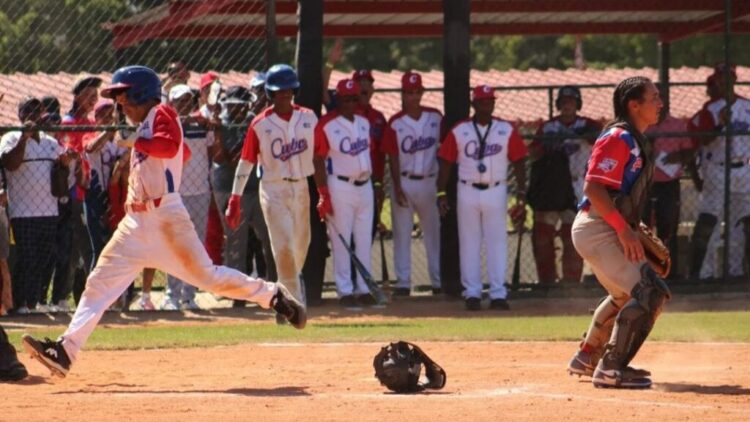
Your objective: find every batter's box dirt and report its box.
[3,342,750,421]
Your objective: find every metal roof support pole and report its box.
[658,41,671,115]
[440,0,470,296]
[266,0,278,67]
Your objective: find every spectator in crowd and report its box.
[249,73,267,115]
[0,325,27,381]
[437,85,527,310]
[0,97,76,314]
[198,71,221,119]
[0,189,11,316]
[381,71,443,296]
[527,86,601,284]
[162,60,190,103]
[213,85,276,308]
[689,63,750,279]
[313,78,380,309]
[163,84,219,310]
[642,106,694,279]
[321,38,344,113]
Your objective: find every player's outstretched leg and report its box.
[592,266,670,389]
[21,334,70,378]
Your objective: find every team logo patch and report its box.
[631,157,643,171]
[401,136,436,154]
[271,137,308,161]
[597,158,618,173]
[340,137,369,156]
[464,141,503,159]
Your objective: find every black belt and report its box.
[718,162,745,169]
[401,172,434,180]
[460,180,501,190]
[282,177,302,182]
[336,175,369,186]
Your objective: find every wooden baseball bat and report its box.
[379,230,389,284]
[511,225,523,291]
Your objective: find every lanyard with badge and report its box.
[472,117,491,173]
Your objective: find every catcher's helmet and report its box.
[264,64,300,96]
[101,66,162,105]
[555,85,582,111]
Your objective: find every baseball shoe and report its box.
[21,335,71,378]
[160,297,180,311]
[465,297,482,311]
[568,350,651,378]
[33,303,50,314]
[0,330,28,382]
[339,295,362,311]
[592,360,651,389]
[356,294,377,307]
[489,298,510,310]
[56,300,71,313]
[271,285,307,329]
[392,288,411,297]
[181,298,201,311]
[14,306,30,315]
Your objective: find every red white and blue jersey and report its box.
[578,126,644,210]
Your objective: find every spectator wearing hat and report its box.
[213,85,276,308]
[0,97,76,314]
[198,71,221,120]
[249,73,267,115]
[162,60,190,103]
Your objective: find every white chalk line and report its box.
[255,340,750,347]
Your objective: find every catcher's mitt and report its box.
[373,341,446,393]
[637,222,671,278]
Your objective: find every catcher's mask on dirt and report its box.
[373,341,446,393]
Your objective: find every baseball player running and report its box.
[567,76,669,388]
[381,71,442,296]
[437,85,527,310]
[313,78,380,308]
[226,64,317,306]
[22,66,306,378]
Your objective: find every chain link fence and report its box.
[0,0,747,314]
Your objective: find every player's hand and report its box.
[437,196,450,217]
[316,187,333,221]
[617,226,645,263]
[226,194,242,230]
[327,38,344,65]
[394,186,408,207]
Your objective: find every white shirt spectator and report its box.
[0,131,63,218]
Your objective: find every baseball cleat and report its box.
[567,350,596,377]
[592,361,651,389]
[21,335,71,378]
[0,330,28,382]
[271,285,307,329]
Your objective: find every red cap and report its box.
[200,71,219,90]
[336,78,361,97]
[472,85,496,101]
[401,71,424,91]
[351,69,374,83]
[713,62,737,78]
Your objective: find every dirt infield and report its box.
[3,340,750,421]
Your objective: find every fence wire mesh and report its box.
[0,0,747,314]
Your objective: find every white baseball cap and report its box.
[169,84,193,102]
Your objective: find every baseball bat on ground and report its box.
[327,218,389,306]
[379,230,390,285]
[511,225,523,291]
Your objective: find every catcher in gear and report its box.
[567,77,671,389]
[373,341,446,393]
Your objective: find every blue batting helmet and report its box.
[101,66,162,105]
[264,64,299,96]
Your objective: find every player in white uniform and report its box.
[226,64,317,306]
[381,71,442,296]
[21,66,306,378]
[313,79,380,309]
[437,85,527,310]
[689,64,750,278]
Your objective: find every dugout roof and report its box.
[107,0,750,50]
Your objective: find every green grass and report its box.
[7,311,750,351]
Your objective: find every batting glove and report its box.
[316,186,333,221]
[226,194,242,230]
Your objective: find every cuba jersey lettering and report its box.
[382,107,443,176]
[578,127,644,210]
[128,104,184,203]
[438,117,526,182]
[314,112,372,178]
[241,105,317,182]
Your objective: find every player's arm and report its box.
[133,110,181,159]
[225,123,260,229]
[507,126,528,204]
[321,38,343,106]
[0,131,29,171]
[312,121,333,220]
[436,130,458,216]
[381,125,407,206]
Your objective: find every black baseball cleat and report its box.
[592,361,652,389]
[271,285,307,329]
[21,334,71,378]
[489,298,510,310]
[568,350,651,378]
[0,329,28,382]
[465,297,482,311]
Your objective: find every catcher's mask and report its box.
[373,341,446,393]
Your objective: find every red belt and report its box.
[125,197,163,213]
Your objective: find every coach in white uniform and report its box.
[381,71,442,296]
[226,64,317,306]
[437,85,527,311]
[313,79,380,308]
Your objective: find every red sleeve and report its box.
[182,142,192,163]
[240,123,260,163]
[381,125,399,156]
[688,107,715,148]
[507,127,527,162]
[437,131,458,163]
[133,108,181,159]
[313,121,330,158]
[585,133,631,189]
[82,132,97,149]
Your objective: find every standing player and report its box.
[567,76,668,388]
[226,64,317,307]
[528,86,601,284]
[381,71,442,296]
[22,66,306,378]
[436,85,527,310]
[313,78,380,308]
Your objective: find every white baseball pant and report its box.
[457,182,509,300]
[60,193,278,362]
